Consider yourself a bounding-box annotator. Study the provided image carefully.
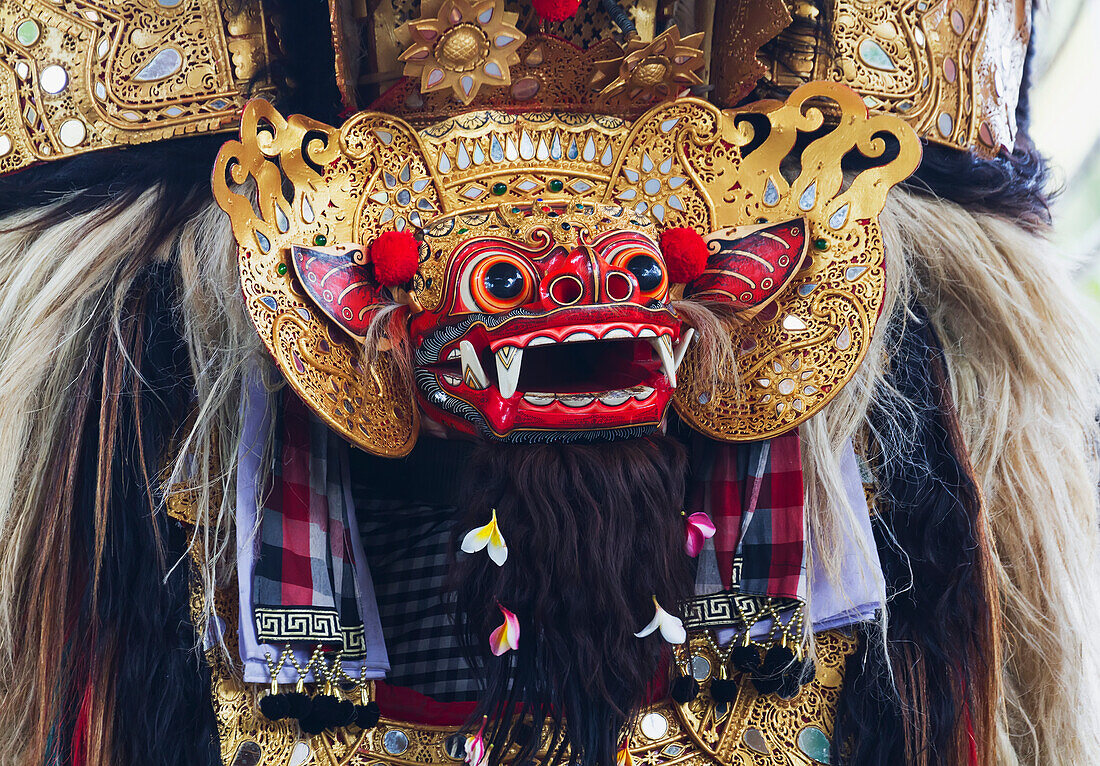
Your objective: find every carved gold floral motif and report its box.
[398,0,525,105]
[589,25,706,104]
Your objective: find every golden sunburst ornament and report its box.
[399,0,526,105]
[590,26,706,103]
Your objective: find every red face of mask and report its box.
[408,206,685,442]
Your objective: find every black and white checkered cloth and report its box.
[355,491,481,701]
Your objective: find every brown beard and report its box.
[450,434,693,766]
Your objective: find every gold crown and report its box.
[745,0,1032,157]
[0,0,272,174]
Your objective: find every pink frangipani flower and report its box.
[489,603,520,656]
[684,511,716,557]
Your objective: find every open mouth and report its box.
[414,307,692,440]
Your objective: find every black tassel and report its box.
[333,699,357,728]
[284,691,313,720]
[750,674,784,695]
[298,694,342,735]
[709,678,738,704]
[751,645,796,696]
[730,644,762,673]
[670,675,700,703]
[759,645,795,676]
[259,693,290,721]
[354,701,381,729]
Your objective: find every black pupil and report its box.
[627,254,663,292]
[484,261,525,300]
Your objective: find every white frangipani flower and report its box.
[634,595,686,644]
[461,508,508,566]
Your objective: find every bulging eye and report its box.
[484,261,525,300]
[470,254,535,312]
[626,254,664,293]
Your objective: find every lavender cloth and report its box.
[234,374,390,684]
[705,439,885,643]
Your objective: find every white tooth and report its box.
[673,328,695,369]
[559,395,595,407]
[523,392,555,406]
[460,340,489,389]
[638,328,657,338]
[600,391,631,406]
[527,336,556,346]
[446,347,461,361]
[603,328,632,340]
[564,331,598,343]
[649,335,677,387]
[441,373,461,386]
[495,345,523,399]
[634,386,656,401]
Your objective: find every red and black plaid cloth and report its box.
[681,430,806,632]
[252,393,367,658]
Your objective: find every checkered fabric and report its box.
[355,494,482,702]
[686,430,805,600]
[252,393,367,657]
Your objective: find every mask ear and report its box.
[686,219,808,317]
[214,99,423,457]
[290,244,388,342]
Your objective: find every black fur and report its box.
[833,307,991,765]
[70,262,220,765]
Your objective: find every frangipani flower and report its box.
[489,603,520,656]
[462,508,508,565]
[634,595,686,644]
[684,511,716,557]
[465,716,489,766]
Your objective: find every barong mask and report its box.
[213,81,919,450]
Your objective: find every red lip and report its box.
[414,305,686,439]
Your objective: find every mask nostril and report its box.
[605,271,634,302]
[549,274,584,306]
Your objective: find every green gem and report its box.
[796,726,832,764]
[276,263,288,275]
[548,179,564,193]
[492,182,507,196]
[814,238,828,251]
[16,20,40,46]
[313,234,327,246]
[458,227,469,234]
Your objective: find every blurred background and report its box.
[1032,0,1100,304]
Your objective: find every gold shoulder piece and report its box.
[0,0,273,174]
[750,0,1031,157]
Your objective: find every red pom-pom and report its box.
[660,227,708,284]
[370,230,419,287]
[532,0,582,22]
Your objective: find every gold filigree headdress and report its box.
[0,0,1033,176]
